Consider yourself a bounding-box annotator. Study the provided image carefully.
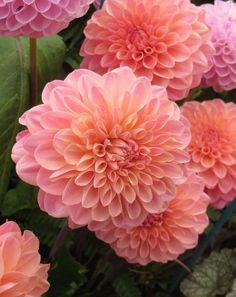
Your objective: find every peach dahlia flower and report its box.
[0,221,50,297]
[92,174,209,265]
[182,99,236,209]
[12,67,191,228]
[80,0,214,101]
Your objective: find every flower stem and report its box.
[29,37,38,107]
[168,198,236,293]
[49,221,70,260]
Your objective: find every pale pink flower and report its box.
[12,67,191,228]
[0,0,94,38]
[0,221,50,297]
[80,0,214,101]
[202,0,236,92]
[92,174,209,265]
[182,99,236,209]
[93,0,100,9]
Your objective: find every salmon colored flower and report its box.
[80,0,214,101]
[92,174,209,265]
[206,187,236,209]
[182,99,236,209]
[0,221,50,297]
[202,0,236,92]
[0,0,94,38]
[12,67,191,228]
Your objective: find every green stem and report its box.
[29,37,38,107]
[49,221,70,260]
[168,198,236,293]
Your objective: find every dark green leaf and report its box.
[113,271,142,297]
[1,181,37,216]
[46,248,87,297]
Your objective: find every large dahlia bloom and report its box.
[202,0,236,92]
[0,221,50,297]
[0,0,94,38]
[92,174,209,265]
[12,67,191,228]
[182,99,236,209]
[80,0,214,101]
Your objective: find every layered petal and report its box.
[0,221,50,296]
[182,99,236,209]
[81,0,214,100]
[12,67,191,228]
[0,0,94,37]
[93,174,210,265]
[202,0,236,92]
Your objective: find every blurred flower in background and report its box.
[202,0,236,92]
[0,0,94,38]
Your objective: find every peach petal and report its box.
[0,221,50,296]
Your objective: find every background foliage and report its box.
[1,1,236,296]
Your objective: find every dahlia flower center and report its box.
[93,138,141,170]
[201,129,219,144]
[127,27,149,51]
[142,213,164,227]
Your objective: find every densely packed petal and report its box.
[92,173,209,265]
[80,0,214,101]
[182,99,236,209]
[202,0,236,92]
[0,0,94,38]
[12,67,191,228]
[0,221,50,297]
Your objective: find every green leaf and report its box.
[36,35,66,97]
[113,271,142,297]
[46,248,87,297]
[207,207,221,222]
[1,181,37,216]
[0,35,65,204]
[180,249,236,297]
[0,37,30,202]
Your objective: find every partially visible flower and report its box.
[94,0,100,9]
[12,67,191,228]
[202,0,236,92]
[0,221,50,297]
[0,0,94,38]
[80,0,214,101]
[182,99,236,209]
[92,174,209,265]
[206,187,236,209]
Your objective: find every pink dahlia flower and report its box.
[80,0,214,101]
[12,67,191,228]
[202,0,236,92]
[92,174,209,265]
[206,187,236,209]
[0,0,94,38]
[0,221,50,297]
[93,0,100,9]
[182,99,236,209]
